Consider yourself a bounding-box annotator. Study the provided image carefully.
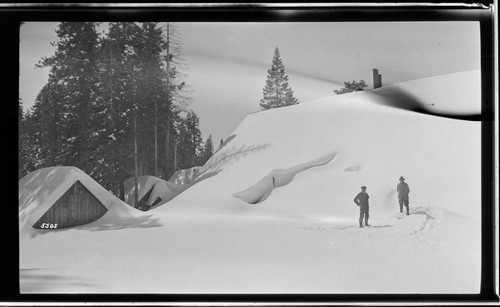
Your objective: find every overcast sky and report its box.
[20,21,480,143]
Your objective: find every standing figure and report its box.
[397,176,410,215]
[353,186,370,228]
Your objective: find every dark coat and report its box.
[353,192,369,209]
[397,182,410,200]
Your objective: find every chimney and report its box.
[373,68,382,89]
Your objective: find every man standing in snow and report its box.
[353,186,369,228]
[397,176,410,215]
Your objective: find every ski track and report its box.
[298,206,457,250]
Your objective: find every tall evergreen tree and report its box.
[260,47,298,110]
[133,22,167,177]
[200,134,214,165]
[19,100,26,178]
[96,22,140,197]
[36,22,101,174]
[162,22,190,180]
[22,109,43,173]
[176,110,202,170]
[28,79,67,167]
[21,22,193,199]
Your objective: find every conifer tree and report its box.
[97,22,140,197]
[37,22,101,174]
[22,109,43,173]
[21,22,193,198]
[260,47,298,110]
[28,79,66,167]
[334,80,368,95]
[176,110,202,170]
[200,134,214,165]
[162,22,190,180]
[18,100,26,178]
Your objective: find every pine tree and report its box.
[37,22,101,174]
[22,22,193,198]
[18,100,26,178]
[28,79,67,167]
[334,80,368,95]
[162,22,190,180]
[96,22,140,197]
[200,134,214,165]
[176,110,203,169]
[22,109,43,173]
[260,47,298,110]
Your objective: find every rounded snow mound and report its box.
[173,70,481,220]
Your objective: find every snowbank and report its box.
[233,152,336,204]
[371,69,481,115]
[173,70,481,222]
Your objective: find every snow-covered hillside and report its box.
[19,70,481,294]
[166,69,481,221]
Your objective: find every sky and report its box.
[19,21,480,144]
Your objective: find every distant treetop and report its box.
[260,47,298,110]
[334,80,368,95]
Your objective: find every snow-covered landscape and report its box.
[19,69,482,294]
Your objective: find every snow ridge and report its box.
[233,152,336,204]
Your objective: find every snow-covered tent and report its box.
[124,176,178,210]
[19,166,125,230]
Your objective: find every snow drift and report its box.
[233,152,336,204]
[172,69,481,221]
[20,70,482,294]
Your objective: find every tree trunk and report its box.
[119,145,125,201]
[133,114,139,208]
[164,22,171,179]
[174,141,177,172]
[166,121,170,178]
[154,97,158,176]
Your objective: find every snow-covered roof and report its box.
[169,166,201,185]
[19,166,126,228]
[124,175,177,207]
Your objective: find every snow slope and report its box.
[172,69,481,221]
[19,70,482,294]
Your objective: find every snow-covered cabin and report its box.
[19,166,123,230]
[124,175,178,210]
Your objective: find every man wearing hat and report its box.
[353,186,370,228]
[397,176,410,215]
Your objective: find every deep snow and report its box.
[19,70,482,293]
